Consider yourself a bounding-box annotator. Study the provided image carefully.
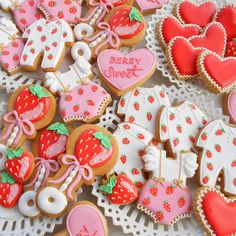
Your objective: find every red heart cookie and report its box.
[197,51,236,94]
[194,187,236,236]
[166,37,203,80]
[215,5,236,41]
[175,0,216,28]
[157,16,201,48]
[189,22,227,56]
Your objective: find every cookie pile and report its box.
[157,1,236,94]
[0,1,235,236]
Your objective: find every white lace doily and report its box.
[92,84,229,236]
[145,0,236,95]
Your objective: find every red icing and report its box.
[75,129,114,168]
[203,54,236,88]
[170,38,202,76]
[161,16,201,45]
[38,129,67,160]
[216,5,236,41]
[109,6,144,39]
[201,191,236,236]
[14,87,51,123]
[178,1,216,28]
[189,23,226,56]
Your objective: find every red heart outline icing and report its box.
[175,0,216,28]
[189,22,227,56]
[197,51,236,93]
[195,187,236,236]
[166,37,203,80]
[215,5,236,41]
[158,16,201,48]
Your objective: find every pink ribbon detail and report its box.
[49,155,93,199]
[0,111,35,145]
[81,0,113,23]
[25,157,60,188]
[84,22,120,55]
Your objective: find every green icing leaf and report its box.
[6,147,23,159]
[129,7,142,23]
[93,131,104,140]
[101,136,112,150]
[100,176,117,194]
[1,172,15,184]
[48,122,69,136]
[233,38,236,42]
[30,84,50,99]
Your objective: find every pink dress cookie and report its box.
[12,0,43,32]
[137,146,198,225]
[38,0,82,25]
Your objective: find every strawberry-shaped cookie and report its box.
[0,171,23,208]
[105,6,146,46]
[0,85,56,147]
[36,124,118,217]
[100,174,138,205]
[5,147,34,182]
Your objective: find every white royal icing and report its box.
[0,143,7,171]
[74,23,94,40]
[0,0,24,10]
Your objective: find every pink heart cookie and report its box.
[97,48,156,96]
[136,0,168,14]
[67,201,108,236]
[225,90,236,125]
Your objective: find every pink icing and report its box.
[8,184,20,204]
[89,146,112,166]
[19,157,30,178]
[121,180,136,195]
[39,0,82,25]
[67,204,107,236]
[0,39,25,73]
[59,82,110,122]
[21,102,45,120]
[115,22,140,36]
[138,179,192,225]
[97,48,156,90]
[136,0,168,12]
[45,135,67,158]
[12,0,43,31]
[227,90,236,125]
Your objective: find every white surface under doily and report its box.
[145,0,236,95]
[92,84,229,236]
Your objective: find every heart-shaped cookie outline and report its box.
[214,4,236,41]
[189,22,227,57]
[174,0,217,28]
[166,36,204,80]
[97,48,156,96]
[197,50,236,94]
[157,15,202,48]
[194,187,236,236]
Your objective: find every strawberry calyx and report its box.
[47,122,69,136]
[6,147,23,160]
[1,171,15,184]
[29,84,50,99]
[100,176,117,194]
[93,131,112,150]
[129,7,142,23]
[233,38,236,42]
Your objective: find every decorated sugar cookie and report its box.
[20,19,75,72]
[117,86,170,135]
[105,6,146,46]
[157,15,201,48]
[194,187,236,236]
[166,36,204,80]
[100,174,138,205]
[0,0,24,12]
[113,123,155,190]
[136,0,168,14]
[195,119,236,196]
[197,51,236,94]
[55,201,108,236]
[36,124,118,217]
[98,48,156,96]
[225,90,236,125]
[174,0,216,28]
[215,5,236,41]
[137,146,198,225]
[0,171,23,208]
[38,0,82,25]
[0,18,25,75]
[18,123,67,217]
[157,100,208,157]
